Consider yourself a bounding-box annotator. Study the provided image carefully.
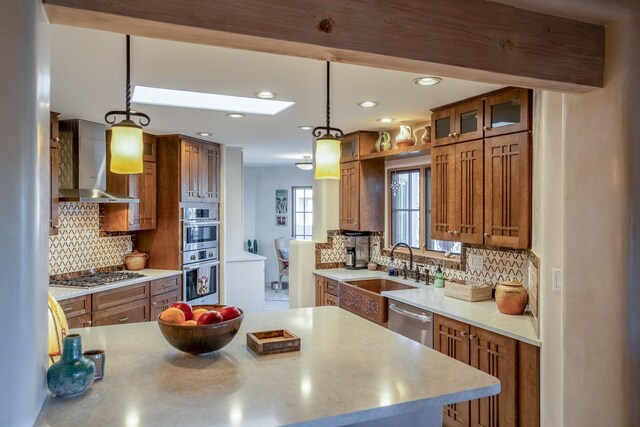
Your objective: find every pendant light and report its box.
[105,35,150,174]
[295,156,313,170]
[313,61,343,180]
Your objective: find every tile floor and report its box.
[264,282,289,311]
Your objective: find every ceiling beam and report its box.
[43,0,604,92]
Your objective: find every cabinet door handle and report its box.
[469,333,475,340]
[447,230,453,234]
[118,317,129,322]
[452,230,459,235]
[484,233,490,237]
[483,126,492,131]
[448,133,453,138]
[460,331,465,337]
[85,320,92,327]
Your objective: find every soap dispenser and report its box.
[434,266,445,288]
[388,259,397,277]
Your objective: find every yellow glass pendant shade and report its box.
[110,119,143,174]
[48,293,69,358]
[314,134,341,180]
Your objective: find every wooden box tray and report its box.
[246,329,300,355]
[444,279,493,302]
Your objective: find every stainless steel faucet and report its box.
[390,242,413,272]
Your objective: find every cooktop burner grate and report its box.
[50,272,146,288]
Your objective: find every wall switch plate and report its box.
[552,268,562,293]
[468,254,484,270]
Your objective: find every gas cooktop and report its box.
[49,272,145,289]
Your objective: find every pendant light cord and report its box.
[105,35,150,127]
[126,35,131,120]
[326,61,330,130]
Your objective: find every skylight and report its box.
[132,86,295,115]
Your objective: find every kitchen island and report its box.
[36,307,499,426]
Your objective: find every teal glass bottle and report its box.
[47,334,95,398]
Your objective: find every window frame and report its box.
[386,164,461,261]
[291,186,313,240]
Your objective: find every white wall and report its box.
[0,1,50,425]
[531,90,564,426]
[243,165,314,283]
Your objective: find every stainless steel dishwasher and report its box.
[387,300,434,348]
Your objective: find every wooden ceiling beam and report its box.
[43,0,604,92]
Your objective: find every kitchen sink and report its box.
[338,279,415,324]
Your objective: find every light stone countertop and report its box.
[226,251,267,262]
[36,307,499,427]
[314,269,541,347]
[49,269,183,301]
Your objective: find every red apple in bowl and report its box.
[196,310,224,325]
[219,306,242,321]
[171,302,193,321]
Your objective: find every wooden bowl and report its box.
[157,305,244,355]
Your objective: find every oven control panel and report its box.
[183,248,218,266]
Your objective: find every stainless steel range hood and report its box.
[58,119,139,203]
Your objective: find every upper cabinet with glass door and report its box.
[432,99,484,146]
[483,88,531,137]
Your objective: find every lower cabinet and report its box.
[57,274,182,328]
[93,298,150,327]
[434,314,539,427]
[314,275,339,307]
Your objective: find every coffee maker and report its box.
[345,234,370,270]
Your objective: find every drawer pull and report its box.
[64,307,73,312]
[118,317,129,322]
[85,320,92,327]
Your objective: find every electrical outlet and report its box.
[552,268,562,293]
[468,254,484,270]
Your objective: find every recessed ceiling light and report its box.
[413,76,443,86]
[132,86,294,115]
[298,126,313,130]
[255,91,276,99]
[196,132,212,137]
[377,118,396,123]
[226,113,246,119]
[358,101,379,108]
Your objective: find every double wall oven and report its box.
[182,203,219,305]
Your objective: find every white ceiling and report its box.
[51,25,502,166]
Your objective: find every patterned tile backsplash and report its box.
[316,231,540,329]
[49,203,133,275]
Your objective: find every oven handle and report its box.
[183,261,220,271]
[389,303,432,323]
[183,220,220,227]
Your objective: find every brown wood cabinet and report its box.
[137,135,220,269]
[150,275,182,320]
[484,132,531,249]
[434,315,470,426]
[314,275,339,307]
[484,88,531,138]
[59,295,92,328]
[50,112,60,236]
[59,274,182,329]
[434,314,539,427]
[431,141,484,244]
[180,137,220,203]
[339,131,378,163]
[91,282,150,327]
[339,159,385,232]
[103,132,157,232]
[430,87,532,249]
[432,98,484,146]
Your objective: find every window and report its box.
[292,186,313,240]
[390,169,420,248]
[388,166,461,255]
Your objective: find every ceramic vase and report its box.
[395,125,415,148]
[495,279,528,315]
[47,334,95,398]
[375,131,391,152]
[420,125,431,144]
